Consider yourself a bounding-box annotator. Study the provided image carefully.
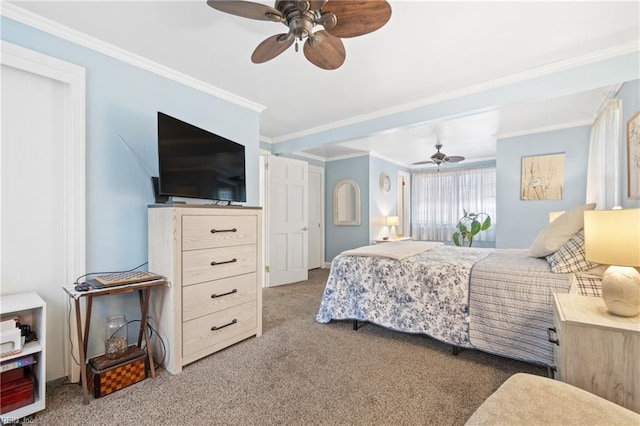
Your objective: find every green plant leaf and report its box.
[463,209,468,216]
[470,220,481,235]
[453,232,461,246]
[481,216,491,230]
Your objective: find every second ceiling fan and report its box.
[207,0,392,70]
[413,143,465,168]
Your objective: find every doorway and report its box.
[1,42,86,381]
[266,156,309,286]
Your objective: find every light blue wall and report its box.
[496,126,591,248]
[325,156,370,260]
[2,17,261,358]
[369,156,410,241]
[619,80,640,209]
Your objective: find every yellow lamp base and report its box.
[601,265,640,317]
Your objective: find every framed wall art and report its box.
[521,153,565,201]
[627,111,640,199]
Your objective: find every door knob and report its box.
[302,226,309,231]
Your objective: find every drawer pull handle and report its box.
[211,228,237,234]
[210,258,237,266]
[211,288,238,299]
[211,319,237,331]
[547,327,559,345]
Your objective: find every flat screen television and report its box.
[157,112,246,203]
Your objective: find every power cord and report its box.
[125,319,167,370]
[66,304,166,371]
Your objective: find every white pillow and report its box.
[528,203,596,258]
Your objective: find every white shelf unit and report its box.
[0,292,46,420]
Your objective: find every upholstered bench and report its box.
[465,373,640,425]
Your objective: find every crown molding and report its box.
[369,151,410,169]
[290,151,327,163]
[495,120,593,140]
[325,152,370,162]
[270,41,639,144]
[1,3,266,113]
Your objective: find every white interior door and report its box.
[308,166,324,269]
[1,42,85,382]
[268,156,308,286]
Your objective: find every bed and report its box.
[316,233,601,367]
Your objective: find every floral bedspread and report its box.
[316,245,493,347]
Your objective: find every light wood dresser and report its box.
[551,293,639,413]
[148,205,262,374]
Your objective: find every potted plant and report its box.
[453,210,491,247]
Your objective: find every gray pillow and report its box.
[528,203,596,258]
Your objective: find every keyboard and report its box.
[94,270,161,287]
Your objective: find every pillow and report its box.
[528,203,596,258]
[546,231,600,273]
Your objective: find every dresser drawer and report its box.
[182,273,257,322]
[182,245,256,286]
[182,301,257,358]
[182,215,257,251]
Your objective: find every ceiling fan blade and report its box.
[251,33,294,63]
[412,160,435,165]
[303,30,346,70]
[206,0,282,21]
[446,156,465,163]
[309,0,327,10]
[323,0,392,38]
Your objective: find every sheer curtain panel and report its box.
[586,98,622,209]
[412,165,496,242]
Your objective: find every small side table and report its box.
[551,293,640,412]
[63,278,167,404]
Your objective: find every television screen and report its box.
[157,112,246,202]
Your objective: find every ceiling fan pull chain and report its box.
[295,39,299,52]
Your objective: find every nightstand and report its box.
[551,293,639,412]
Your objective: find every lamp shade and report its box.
[386,216,400,226]
[584,209,640,317]
[584,209,640,267]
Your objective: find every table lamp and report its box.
[387,216,400,240]
[584,209,640,317]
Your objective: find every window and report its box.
[412,165,496,242]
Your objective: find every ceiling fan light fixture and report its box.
[413,143,465,168]
[207,0,391,69]
[265,12,285,23]
[318,12,337,29]
[294,0,310,13]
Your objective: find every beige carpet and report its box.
[35,268,545,425]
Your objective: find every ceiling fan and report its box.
[413,143,466,167]
[206,0,392,70]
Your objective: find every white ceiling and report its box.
[6,1,639,166]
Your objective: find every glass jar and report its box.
[105,314,128,359]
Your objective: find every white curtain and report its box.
[412,165,496,242]
[586,99,623,209]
